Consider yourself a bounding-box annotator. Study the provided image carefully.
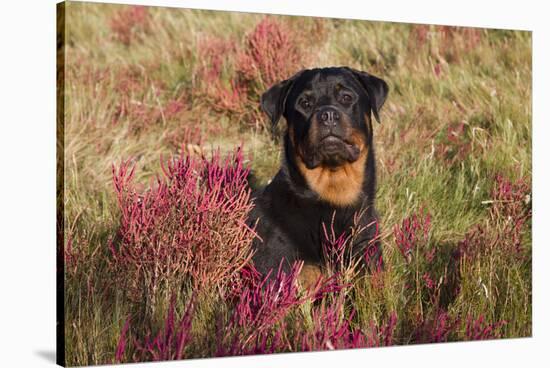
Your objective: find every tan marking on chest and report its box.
[296,139,368,207]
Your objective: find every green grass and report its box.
[60,2,531,366]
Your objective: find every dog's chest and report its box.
[270,198,356,255]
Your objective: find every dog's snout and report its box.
[317,107,340,127]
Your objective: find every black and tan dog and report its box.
[249,66,388,285]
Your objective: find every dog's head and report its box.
[260,67,388,206]
[261,67,388,170]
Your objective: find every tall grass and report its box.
[61,2,531,366]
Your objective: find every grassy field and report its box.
[59,2,532,366]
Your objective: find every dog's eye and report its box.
[299,99,312,110]
[341,93,353,104]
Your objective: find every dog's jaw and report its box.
[295,145,368,207]
[303,143,360,170]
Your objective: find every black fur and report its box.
[249,67,389,276]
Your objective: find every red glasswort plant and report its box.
[111,63,194,135]
[489,174,531,255]
[64,235,80,276]
[458,174,531,263]
[216,259,390,356]
[110,148,256,315]
[193,18,308,129]
[413,309,460,343]
[216,261,305,356]
[236,18,302,95]
[195,36,237,87]
[465,315,507,340]
[321,222,351,274]
[409,25,482,64]
[321,208,377,283]
[361,312,398,348]
[435,121,473,166]
[299,295,397,351]
[394,209,456,321]
[364,220,384,274]
[224,263,263,303]
[110,5,151,45]
[194,36,248,115]
[164,124,203,152]
[394,210,432,263]
[115,294,196,363]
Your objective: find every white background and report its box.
[0,0,547,367]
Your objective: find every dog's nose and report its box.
[317,107,340,128]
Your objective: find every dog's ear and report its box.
[347,68,389,123]
[260,71,303,132]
